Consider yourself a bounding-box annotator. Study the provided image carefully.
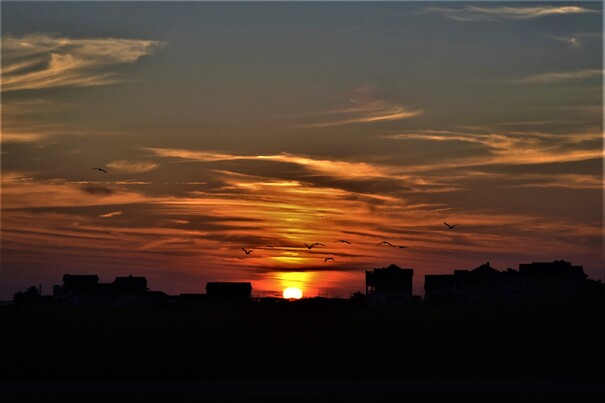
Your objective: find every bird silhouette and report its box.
[398,245,409,249]
[304,242,325,249]
[242,248,253,254]
[93,167,108,173]
[324,257,335,263]
[337,240,351,244]
[377,241,395,247]
[444,222,457,229]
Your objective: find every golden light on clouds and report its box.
[1,34,165,91]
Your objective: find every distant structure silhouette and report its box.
[519,260,587,303]
[366,264,415,305]
[92,167,108,173]
[304,242,325,249]
[444,222,456,229]
[18,259,604,308]
[242,248,253,255]
[424,260,591,305]
[52,274,167,306]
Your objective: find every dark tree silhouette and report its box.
[350,291,366,305]
[13,285,41,305]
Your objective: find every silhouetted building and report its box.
[453,262,525,305]
[425,262,527,305]
[175,293,209,307]
[62,274,99,288]
[53,274,101,305]
[365,264,413,305]
[423,274,455,304]
[112,275,148,293]
[206,282,252,305]
[425,260,592,305]
[519,259,587,303]
[53,274,157,306]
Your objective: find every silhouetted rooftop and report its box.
[62,274,99,286]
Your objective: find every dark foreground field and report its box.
[2,301,604,401]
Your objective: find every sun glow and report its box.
[283,287,303,299]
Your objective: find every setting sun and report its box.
[283,287,303,299]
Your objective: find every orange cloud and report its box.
[292,86,423,128]
[2,34,165,91]
[107,160,159,174]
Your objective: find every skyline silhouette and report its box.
[9,257,604,307]
[4,261,605,401]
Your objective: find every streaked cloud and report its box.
[107,160,159,174]
[293,86,422,128]
[0,132,46,143]
[384,128,603,169]
[512,174,604,190]
[553,36,581,48]
[551,32,602,48]
[0,122,130,144]
[79,185,115,196]
[1,98,73,115]
[423,5,596,21]
[1,172,154,209]
[142,147,389,179]
[99,211,123,218]
[1,34,165,91]
[512,69,603,83]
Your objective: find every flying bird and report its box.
[377,241,395,247]
[241,248,253,255]
[324,257,335,263]
[304,242,325,249]
[378,240,408,249]
[444,222,457,229]
[337,240,351,244]
[92,167,108,173]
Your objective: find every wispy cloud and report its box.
[384,128,603,169]
[99,211,123,218]
[1,98,74,115]
[293,86,422,128]
[142,147,389,179]
[512,174,604,190]
[0,132,46,143]
[107,160,159,174]
[1,34,165,91]
[423,5,596,22]
[512,69,603,83]
[553,35,582,48]
[550,32,602,48]
[0,124,128,144]
[1,172,154,210]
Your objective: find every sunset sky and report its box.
[1,1,603,300]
